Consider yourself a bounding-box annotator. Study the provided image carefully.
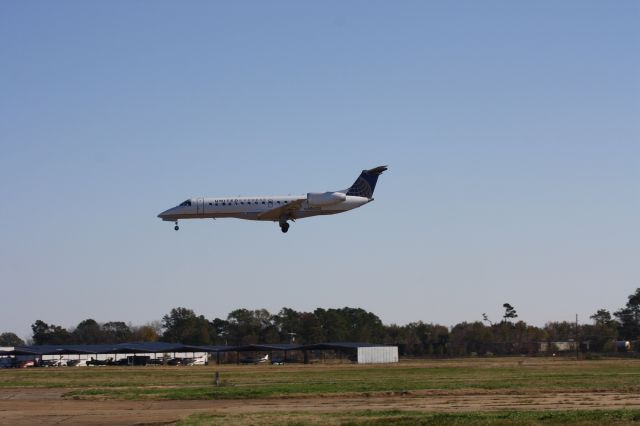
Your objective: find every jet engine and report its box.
[307,192,346,207]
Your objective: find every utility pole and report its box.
[575,314,579,360]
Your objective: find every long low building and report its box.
[0,343,214,367]
[0,342,399,365]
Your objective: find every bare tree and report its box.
[482,313,494,326]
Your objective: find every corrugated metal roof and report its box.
[6,343,190,355]
[0,348,44,356]
[218,344,301,352]
[174,345,229,352]
[2,342,386,355]
[299,342,380,350]
[11,345,101,355]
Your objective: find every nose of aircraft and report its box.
[157,208,172,220]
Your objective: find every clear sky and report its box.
[1,1,638,341]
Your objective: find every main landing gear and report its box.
[174,221,179,231]
[279,221,290,233]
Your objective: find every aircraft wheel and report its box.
[174,225,179,231]
[280,223,289,233]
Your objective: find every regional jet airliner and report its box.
[157,166,387,233]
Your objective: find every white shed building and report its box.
[357,346,398,364]
[301,343,399,364]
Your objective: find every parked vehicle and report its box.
[38,359,61,367]
[86,357,113,366]
[167,358,182,366]
[0,358,15,368]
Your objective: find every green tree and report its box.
[614,288,640,340]
[0,332,24,346]
[102,321,132,343]
[450,322,492,356]
[226,308,266,344]
[162,307,211,345]
[208,318,230,345]
[299,312,325,344]
[544,321,574,342]
[274,307,302,343]
[382,321,449,356]
[393,321,429,355]
[586,308,618,351]
[581,323,617,352]
[340,307,385,342]
[383,323,403,345]
[590,309,615,327]
[254,309,279,343]
[510,320,540,354]
[31,320,71,345]
[315,308,349,342]
[502,303,518,323]
[312,307,385,343]
[72,319,104,344]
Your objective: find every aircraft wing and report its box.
[257,198,306,221]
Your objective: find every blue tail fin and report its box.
[345,166,388,198]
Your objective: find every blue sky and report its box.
[1,1,638,340]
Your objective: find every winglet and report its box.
[365,165,388,175]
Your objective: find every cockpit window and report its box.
[179,200,192,207]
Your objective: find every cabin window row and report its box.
[206,201,289,206]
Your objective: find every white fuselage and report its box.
[158,194,371,222]
[158,165,387,232]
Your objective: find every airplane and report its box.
[157,165,387,233]
[240,354,269,365]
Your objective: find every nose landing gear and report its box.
[174,221,179,231]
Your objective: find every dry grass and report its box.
[2,357,640,400]
[2,358,640,425]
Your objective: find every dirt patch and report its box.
[2,388,640,425]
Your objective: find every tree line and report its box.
[2,289,639,356]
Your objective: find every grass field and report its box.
[177,410,640,425]
[2,357,640,399]
[2,357,640,424]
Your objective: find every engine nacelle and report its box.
[307,191,346,207]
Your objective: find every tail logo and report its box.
[345,166,387,199]
[347,176,375,198]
